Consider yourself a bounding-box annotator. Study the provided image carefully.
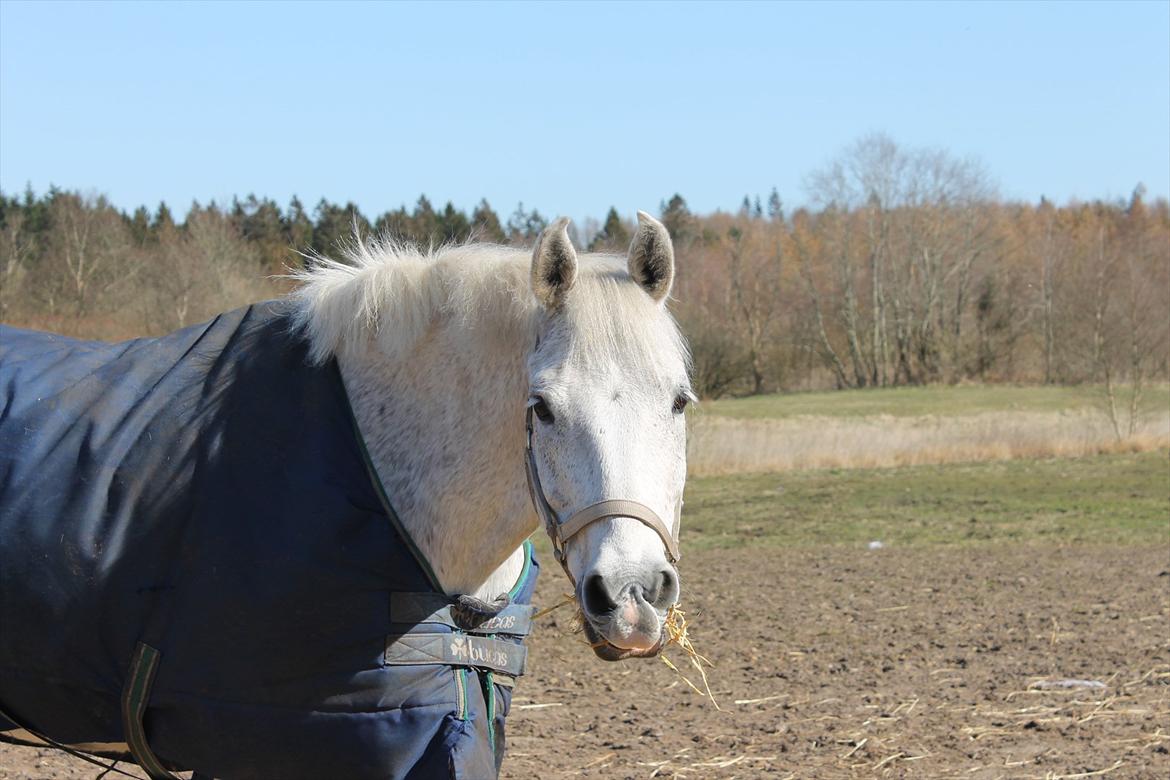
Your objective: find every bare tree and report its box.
[45,193,132,321]
[0,210,34,322]
[140,206,268,333]
[726,222,785,394]
[803,134,997,386]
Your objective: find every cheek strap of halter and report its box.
[523,406,681,585]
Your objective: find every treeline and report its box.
[673,137,1168,399]
[1,135,1167,397]
[0,190,557,337]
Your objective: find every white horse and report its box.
[0,211,691,777]
[292,211,692,658]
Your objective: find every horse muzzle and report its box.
[582,618,669,661]
[577,567,678,661]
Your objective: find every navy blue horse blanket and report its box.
[0,302,538,779]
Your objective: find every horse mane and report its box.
[289,236,691,376]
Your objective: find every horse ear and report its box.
[531,217,578,309]
[627,211,675,304]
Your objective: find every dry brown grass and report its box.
[534,597,723,711]
[687,408,1170,476]
[660,604,721,711]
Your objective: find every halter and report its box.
[523,405,681,585]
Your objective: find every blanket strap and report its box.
[121,643,179,780]
[390,593,535,636]
[385,633,528,677]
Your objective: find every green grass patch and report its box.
[681,450,1170,549]
[700,383,1170,420]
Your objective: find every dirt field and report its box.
[3,542,1167,779]
[503,543,1169,779]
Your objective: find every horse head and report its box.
[525,213,692,660]
[294,211,692,662]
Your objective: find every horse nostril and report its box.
[648,568,679,611]
[582,573,617,617]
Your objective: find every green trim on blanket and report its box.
[455,668,470,720]
[121,643,178,780]
[508,540,534,601]
[483,670,497,756]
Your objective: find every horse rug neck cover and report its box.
[0,302,539,779]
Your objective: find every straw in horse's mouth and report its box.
[579,612,666,662]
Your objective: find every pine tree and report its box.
[589,207,630,251]
[284,196,314,253]
[233,194,286,269]
[767,187,783,221]
[1128,183,1147,217]
[312,199,370,256]
[506,203,547,243]
[128,206,153,245]
[0,192,14,230]
[373,206,411,242]
[660,194,692,242]
[153,202,175,237]
[19,185,51,239]
[411,196,439,245]
[438,201,470,243]
[471,199,506,243]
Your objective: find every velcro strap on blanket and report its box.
[385,633,527,677]
[390,593,535,636]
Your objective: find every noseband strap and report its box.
[524,407,681,582]
[556,499,680,562]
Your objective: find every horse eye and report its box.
[672,394,689,415]
[532,397,555,424]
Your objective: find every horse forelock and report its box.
[555,258,692,383]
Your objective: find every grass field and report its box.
[682,449,1170,549]
[699,383,1170,420]
[687,384,1170,475]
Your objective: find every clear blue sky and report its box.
[1,0,1167,224]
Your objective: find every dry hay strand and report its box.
[660,603,723,711]
[685,753,777,769]
[536,593,722,710]
[639,750,782,779]
[1119,663,1170,689]
[532,592,577,621]
[1037,760,1125,779]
